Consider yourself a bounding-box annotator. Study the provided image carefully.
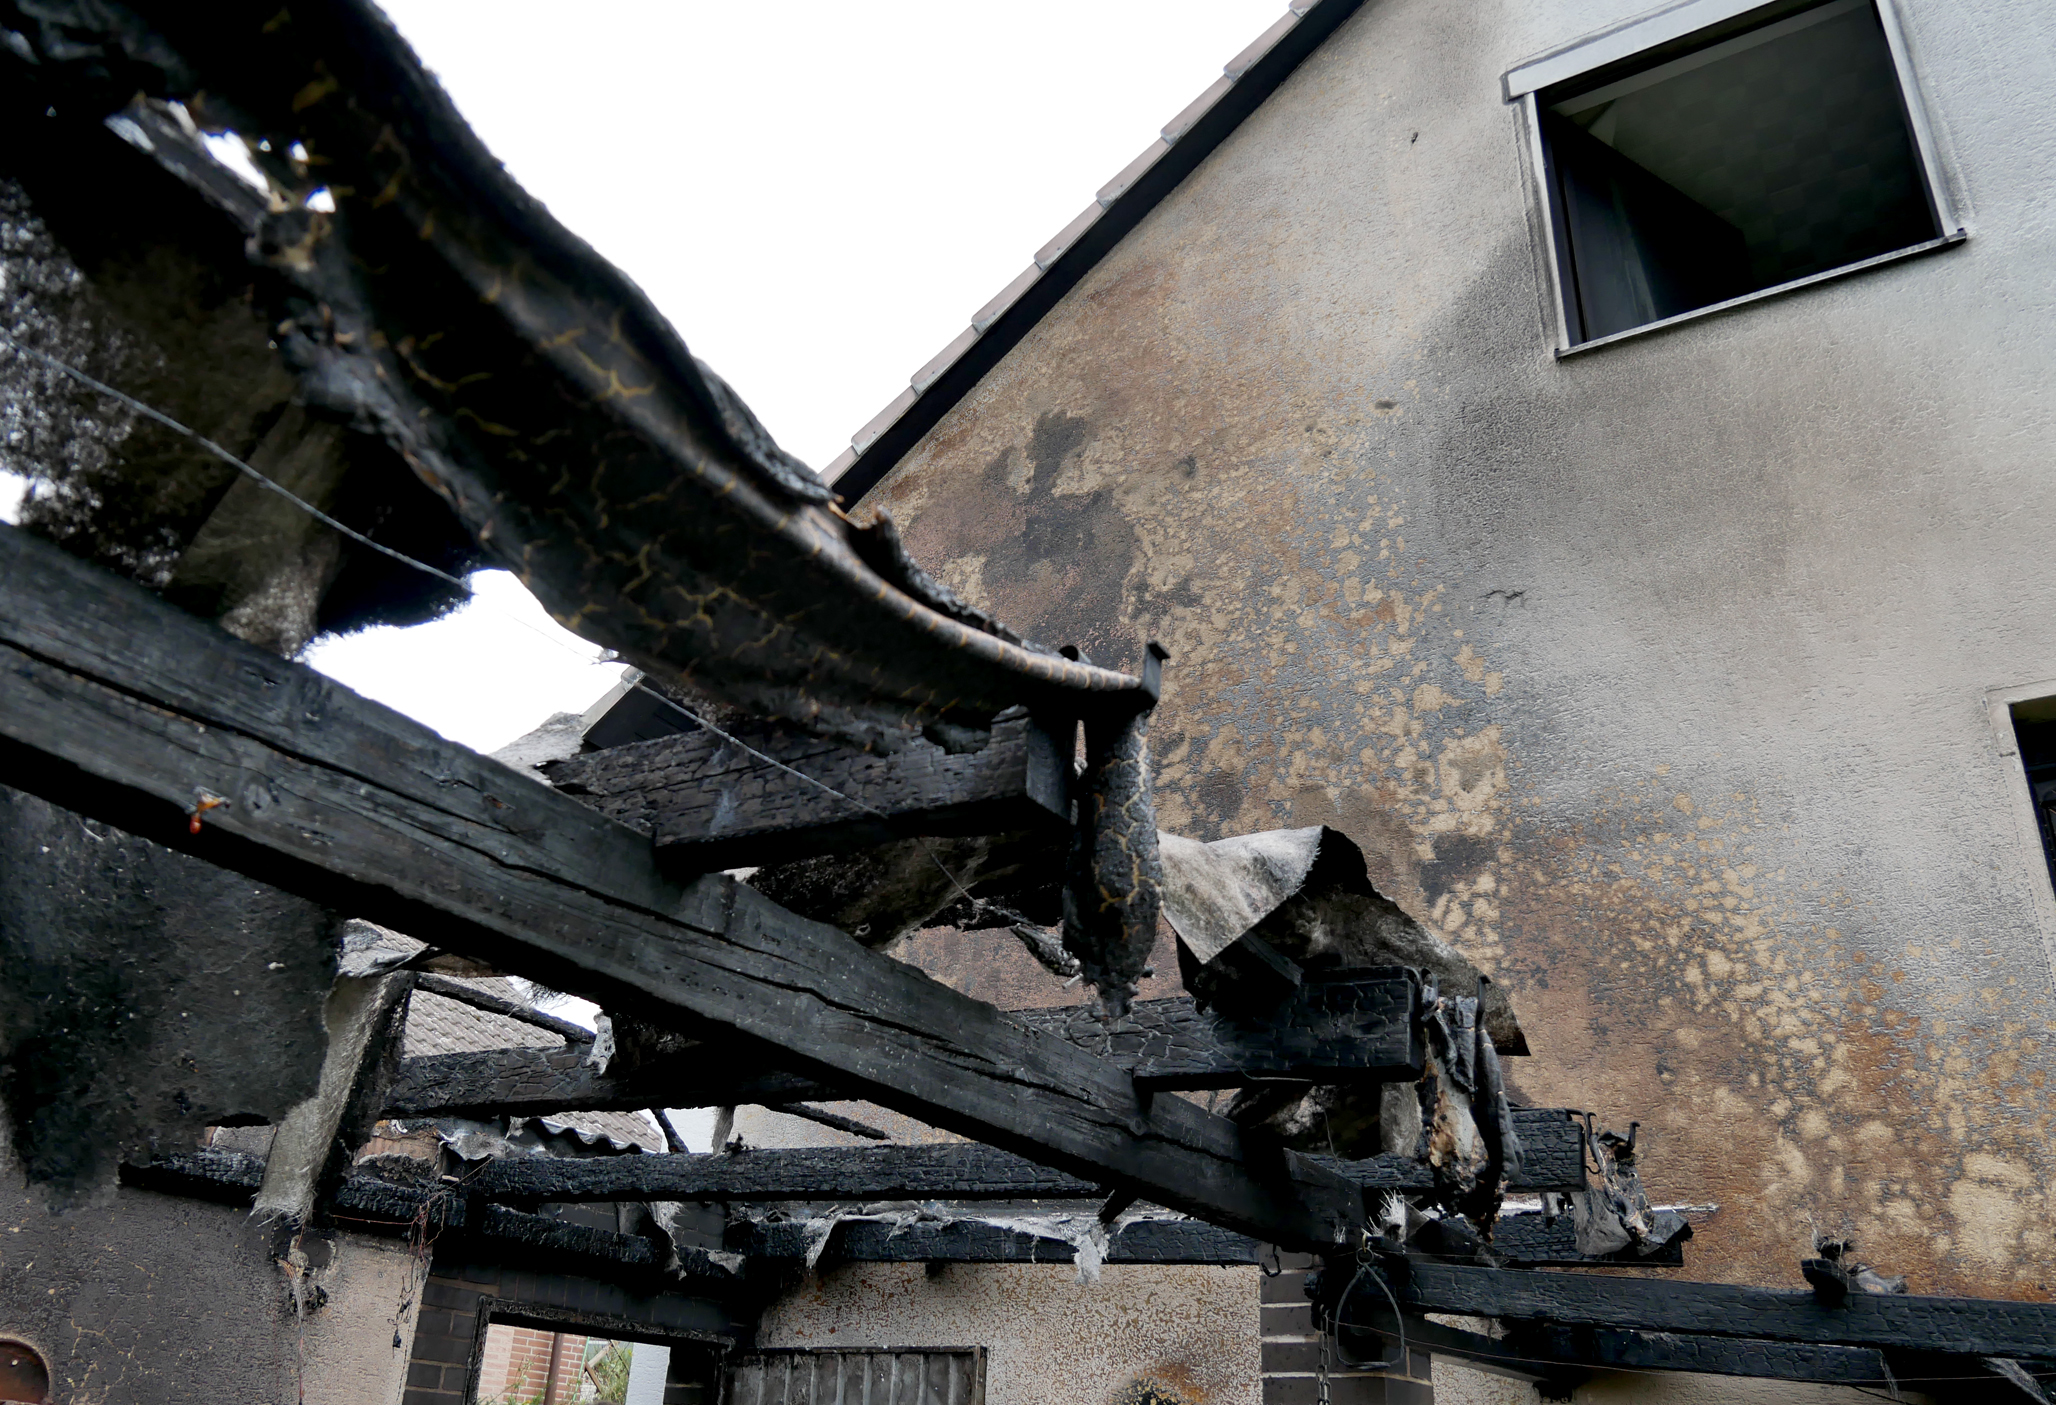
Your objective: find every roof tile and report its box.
[1096,138,1172,208]
[1163,75,1237,145]
[820,445,860,485]
[911,325,981,393]
[1225,11,1300,79]
[852,386,919,453]
[1035,203,1106,269]
[971,264,1043,334]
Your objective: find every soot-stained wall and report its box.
[866,0,2056,1295]
[0,1176,420,1403]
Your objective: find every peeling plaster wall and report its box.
[866,0,2056,1297]
[756,1262,1261,1405]
[0,1177,421,1403]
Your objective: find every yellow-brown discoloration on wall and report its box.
[863,0,2056,1300]
[757,1263,1261,1405]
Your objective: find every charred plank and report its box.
[541,710,1070,873]
[1327,1108,1586,1194]
[1384,1259,2056,1358]
[383,1046,830,1120]
[0,526,1357,1250]
[465,1143,1606,1220]
[1340,1307,1894,1388]
[1012,971,1420,1090]
[123,1150,728,1278]
[388,981,1428,1120]
[473,1144,1095,1204]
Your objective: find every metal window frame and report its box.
[1507,0,1964,356]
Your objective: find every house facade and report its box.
[744,0,2056,1394]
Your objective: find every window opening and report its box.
[2011,702,2056,894]
[1535,0,1944,345]
[469,1307,721,1405]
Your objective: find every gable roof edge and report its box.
[822,0,1366,503]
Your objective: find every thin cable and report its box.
[0,333,469,590]
[3,336,992,909]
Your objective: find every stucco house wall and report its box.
[861,0,2056,1298]
[0,1177,421,1404]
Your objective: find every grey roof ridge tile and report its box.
[1096,137,1173,208]
[1036,202,1106,270]
[1163,74,1237,145]
[820,445,860,485]
[852,385,920,454]
[913,325,982,393]
[1226,10,1302,80]
[971,262,1044,334]
[826,1,1322,486]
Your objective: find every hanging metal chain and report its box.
[1316,1307,1333,1405]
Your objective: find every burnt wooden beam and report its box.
[1383,1258,2056,1358]
[732,1208,1670,1270]
[1013,972,1420,1090]
[387,982,1438,1121]
[383,1046,832,1119]
[473,1144,1097,1204]
[1331,1108,1586,1194]
[0,526,1357,1251]
[464,1138,1597,1207]
[122,1150,725,1279]
[541,709,1070,873]
[1342,1307,1896,1389]
[128,1149,1638,1274]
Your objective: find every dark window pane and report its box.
[1543,0,1939,342]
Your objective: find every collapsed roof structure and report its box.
[0,1,2049,1402]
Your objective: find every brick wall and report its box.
[1260,1253,1433,1405]
[475,1324,585,1404]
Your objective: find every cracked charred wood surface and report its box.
[463,1139,1596,1209]
[123,1150,706,1277]
[1013,972,1421,1089]
[0,526,1358,1250]
[1062,703,1163,1017]
[1344,1308,1893,1388]
[1388,1259,2056,1357]
[541,710,1070,873]
[383,1046,829,1119]
[1330,1108,1585,1194]
[474,1144,1094,1203]
[388,981,1429,1119]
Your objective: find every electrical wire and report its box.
[0,336,993,913]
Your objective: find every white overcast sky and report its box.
[11,1,1284,754]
